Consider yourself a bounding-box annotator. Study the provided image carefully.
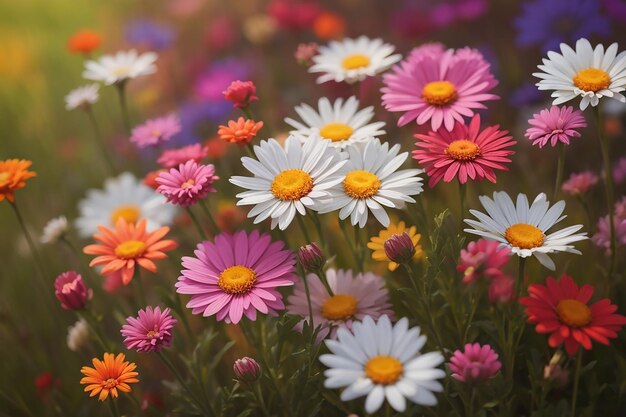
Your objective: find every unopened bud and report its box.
[383,233,415,264]
[298,243,325,272]
[233,357,261,383]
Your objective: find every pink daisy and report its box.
[561,171,599,196]
[457,238,511,284]
[525,106,587,149]
[157,144,209,169]
[381,45,498,131]
[413,114,515,187]
[130,114,181,148]
[449,343,501,383]
[121,306,177,353]
[176,230,296,324]
[286,268,393,339]
[156,160,218,207]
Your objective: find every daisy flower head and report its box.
[176,230,296,324]
[449,343,501,383]
[534,38,626,110]
[157,144,209,169]
[75,172,177,238]
[229,135,346,230]
[287,268,393,339]
[309,36,402,84]
[41,215,69,244]
[121,306,177,353]
[156,160,218,207]
[520,274,626,355]
[65,84,99,111]
[464,192,588,270]
[83,49,157,85]
[130,114,181,148]
[413,114,515,187]
[318,139,424,228]
[285,96,386,149]
[382,45,498,131]
[367,221,424,271]
[83,218,177,285]
[80,353,139,401]
[525,105,587,148]
[0,159,36,203]
[320,315,445,414]
[217,117,264,146]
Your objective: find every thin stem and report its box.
[241,107,254,120]
[314,268,334,296]
[133,269,146,307]
[300,271,315,330]
[405,263,445,351]
[516,257,526,298]
[85,107,116,174]
[296,214,313,244]
[244,143,255,158]
[199,199,219,236]
[116,82,131,133]
[186,207,208,240]
[253,383,271,417]
[339,220,360,269]
[570,350,583,417]
[595,106,616,275]
[108,398,121,417]
[458,180,467,219]
[311,212,328,255]
[553,143,566,201]
[9,202,47,285]
[576,195,594,231]
[353,224,365,272]
[157,351,212,416]
[465,387,476,417]
[80,310,111,351]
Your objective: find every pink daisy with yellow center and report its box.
[156,160,219,207]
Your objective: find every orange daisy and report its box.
[217,117,263,146]
[0,159,36,203]
[67,29,102,55]
[83,218,177,285]
[80,353,139,401]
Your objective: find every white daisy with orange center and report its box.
[285,96,385,149]
[464,192,587,270]
[309,36,401,84]
[534,38,626,110]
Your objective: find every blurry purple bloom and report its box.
[601,0,626,24]
[194,58,252,101]
[509,82,543,107]
[125,19,175,50]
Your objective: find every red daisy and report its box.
[413,114,515,188]
[519,274,626,356]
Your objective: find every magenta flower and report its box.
[413,114,515,187]
[382,45,498,131]
[176,230,296,324]
[156,160,218,207]
[525,106,587,149]
[130,114,181,148]
[233,357,261,382]
[222,80,258,109]
[157,144,209,169]
[488,276,515,304]
[121,306,177,353]
[613,156,626,184]
[54,271,92,310]
[561,171,599,196]
[449,343,501,383]
[457,238,511,284]
[592,197,626,255]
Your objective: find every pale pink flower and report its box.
[561,171,599,195]
[157,144,209,168]
[457,238,511,284]
[130,114,181,148]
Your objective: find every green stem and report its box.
[300,271,315,330]
[133,269,146,307]
[405,263,444,351]
[339,220,360,269]
[199,199,219,236]
[241,107,254,120]
[186,207,208,240]
[296,214,313,244]
[458,180,467,219]
[80,310,110,351]
[570,350,583,417]
[9,202,47,285]
[314,267,334,296]
[116,82,131,134]
[353,224,365,272]
[576,195,594,231]
[311,212,328,255]
[157,351,212,416]
[108,398,121,417]
[516,257,526,298]
[253,383,271,417]
[85,107,116,174]
[553,143,566,201]
[465,387,476,417]
[244,143,255,158]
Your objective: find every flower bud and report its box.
[298,242,325,272]
[54,271,92,310]
[294,42,318,66]
[233,357,261,383]
[383,232,415,264]
[222,80,258,109]
[67,318,90,352]
[544,352,569,387]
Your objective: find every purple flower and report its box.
[121,306,177,353]
[54,271,92,310]
[449,343,502,383]
[125,19,175,50]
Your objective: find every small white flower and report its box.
[319,139,424,228]
[75,172,177,237]
[320,315,445,414]
[83,49,157,85]
[65,84,99,111]
[309,36,401,84]
[285,96,385,150]
[464,191,588,270]
[41,216,69,244]
[230,135,346,230]
[534,38,626,110]
[67,318,90,352]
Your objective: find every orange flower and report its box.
[217,117,263,146]
[83,218,177,285]
[67,30,102,55]
[143,169,167,189]
[0,159,36,203]
[313,12,346,40]
[204,136,229,159]
[80,353,139,401]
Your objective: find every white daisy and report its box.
[83,49,157,85]
[309,36,402,84]
[75,172,177,238]
[229,135,346,230]
[67,318,90,352]
[534,38,626,110]
[319,139,424,228]
[464,192,587,270]
[285,96,385,149]
[320,315,445,414]
[65,84,99,111]
[41,216,69,244]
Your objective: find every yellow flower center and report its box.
[115,240,147,259]
[146,330,160,339]
[181,179,195,189]
[0,171,9,187]
[445,139,481,161]
[111,205,140,224]
[572,68,611,92]
[365,355,404,385]
[504,223,545,249]
[113,66,130,77]
[321,294,358,320]
[319,123,354,142]
[151,129,162,137]
[342,53,370,70]
[271,169,313,201]
[556,299,592,327]
[422,80,458,105]
[343,170,381,199]
[218,265,257,294]
[102,378,119,390]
